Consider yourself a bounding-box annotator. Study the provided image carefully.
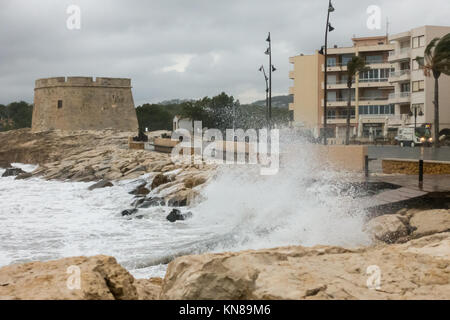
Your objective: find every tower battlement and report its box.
[35,77,132,89]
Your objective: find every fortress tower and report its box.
[32,77,139,132]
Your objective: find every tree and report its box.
[135,104,173,131]
[345,56,368,145]
[0,101,33,132]
[180,100,209,129]
[415,33,450,148]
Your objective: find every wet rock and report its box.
[1,168,26,177]
[88,180,114,191]
[121,208,138,216]
[151,174,169,189]
[15,172,33,180]
[131,197,146,208]
[184,176,207,189]
[138,197,165,208]
[129,183,150,196]
[166,209,193,223]
[364,214,409,243]
[167,196,188,207]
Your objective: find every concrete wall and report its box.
[32,77,139,132]
[309,145,368,172]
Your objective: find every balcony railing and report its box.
[326,115,356,120]
[359,96,390,101]
[327,80,354,85]
[389,48,411,56]
[389,92,411,100]
[389,69,411,77]
[359,78,389,83]
[327,97,355,102]
[365,60,389,65]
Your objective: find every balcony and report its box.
[364,60,391,68]
[322,80,354,90]
[323,115,357,125]
[389,92,411,104]
[322,63,347,72]
[359,96,390,105]
[358,78,393,88]
[388,69,411,83]
[388,48,411,62]
[322,97,355,107]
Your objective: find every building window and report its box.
[359,105,394,115]
[412,60,420,70]
[412,80,424,92]
[365,55,383,64]
[327,57,337,67]
[412,35,425,48]
[57,100,63,109]
[401,83,410,93]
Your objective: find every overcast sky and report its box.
[0,0,449,105]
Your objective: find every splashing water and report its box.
[0,134,371,278]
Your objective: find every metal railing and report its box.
[389,69,411,77]
[389,92,411,100]
[326,115,356,120]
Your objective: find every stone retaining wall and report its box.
[383,158,450,175]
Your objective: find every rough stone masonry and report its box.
[32,77,139,132]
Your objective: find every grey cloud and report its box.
[0,0,449,105]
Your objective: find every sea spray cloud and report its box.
[188,131,372,251]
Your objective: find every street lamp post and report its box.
[410,105,424,137]
[322,0,335,145]
[259,65,269,124]
[265,33,276,129]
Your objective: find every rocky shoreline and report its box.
[1,225,449,300]
[0,129,449,300]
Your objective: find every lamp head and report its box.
[328,2,335,12]
[328,23,335,32]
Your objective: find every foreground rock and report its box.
[161,232,450,300]
[364,209,450,244]
[0,255,160,300]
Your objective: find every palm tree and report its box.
[345,56,368,145]
[415,33,450,148]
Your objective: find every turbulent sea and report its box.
[0,143,373,279]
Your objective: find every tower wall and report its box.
[32,77,139,132]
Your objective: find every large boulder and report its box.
[363,214,409,243]
[2,168,26,178]
[166,209,193,223]
[161,233,450,300]
[0,255,141,300]
[409,209,450,239]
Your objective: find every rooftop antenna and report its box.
[386,17,390,38]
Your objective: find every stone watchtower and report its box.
[32,77,139,132]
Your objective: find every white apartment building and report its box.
[289,25,450,142]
